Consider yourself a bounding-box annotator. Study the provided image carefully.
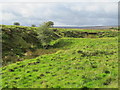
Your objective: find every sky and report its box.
[0,0,119,26]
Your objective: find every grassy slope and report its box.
[2,25,118,66]
[1,37,118,88]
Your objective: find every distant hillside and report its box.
[54,26,118,29]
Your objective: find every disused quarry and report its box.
[2,25,118,66]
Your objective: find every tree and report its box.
[45,21,54,27]
[31,24,36,27]
[37,21,59,49]
[14,22,20,26]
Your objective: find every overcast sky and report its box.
[0,0,119,26]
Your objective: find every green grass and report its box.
[1,37,118,88]
[52,28,118,38]
[2,25,118,66]
[52,28,118,32]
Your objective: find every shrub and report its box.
[31,24,36,27]
[45,21,54,27]
[14,22,20,26]
[37,22,60,49]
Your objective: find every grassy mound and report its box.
[1,37,118,88]
[2,25,40,65]
[2,25,61,65]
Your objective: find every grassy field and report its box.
[1,34,118,88]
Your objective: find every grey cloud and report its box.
[1,2,118,26]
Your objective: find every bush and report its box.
[37,22,60,49]
[31,24,36,27]
[14,22,20,26]
[45,21,54,27]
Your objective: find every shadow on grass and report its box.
[3,39,73,66]
[51,39,73,48]
[21,39,73,61]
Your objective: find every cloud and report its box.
[0,0,119,2]
[1,2,118,26]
